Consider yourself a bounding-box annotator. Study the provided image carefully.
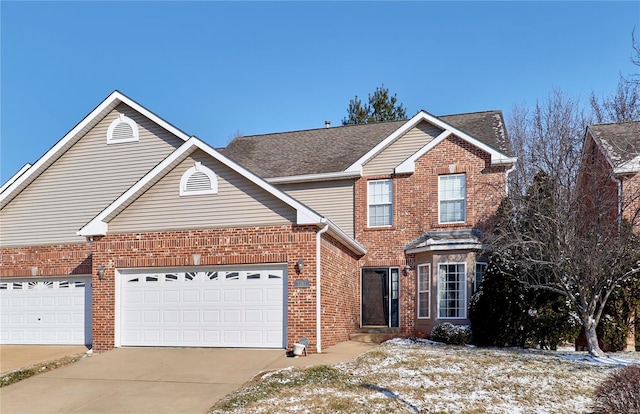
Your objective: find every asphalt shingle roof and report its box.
[220,110,512,178]
[589,121,640,170]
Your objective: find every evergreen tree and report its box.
[342,85,407,125]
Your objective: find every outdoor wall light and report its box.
[297,258,305,274]
[404,265,412,275]
[192,253,202,266]
[97,265,105,280]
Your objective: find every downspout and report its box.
[611,174,623,231]
[316,218,329,354]
[504,163,516,195]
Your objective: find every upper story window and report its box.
[107,114,139,144]
[439,174,466,223]
[179,162,218,196]
[368,179,393,226]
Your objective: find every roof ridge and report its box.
[439,109,502,117]
[238,119,405,139]
[591,120,640,127]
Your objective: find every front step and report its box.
[349,328,402,344]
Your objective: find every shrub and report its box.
[592,364,640,414]
[469,252,580,349]
[430,323,471,345]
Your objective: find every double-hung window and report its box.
[439,174,466,223]
[438,263,466,318]
[368,179,393,226]
[417,264,431,318]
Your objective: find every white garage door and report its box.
[0,278,92,345]
[119,267,286,348]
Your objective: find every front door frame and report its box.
[360,267,399,328]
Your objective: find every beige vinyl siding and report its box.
[277,180,355,236]
[363,121,443,176]
[0,104,184,247]
[108,150,296,233]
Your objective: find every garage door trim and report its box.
[115,264,287,348]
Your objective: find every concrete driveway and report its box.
[0,342,375,414]
[1,345,89,373]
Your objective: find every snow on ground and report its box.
[212,339,630,413]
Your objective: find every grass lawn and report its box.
[210,339,638,414]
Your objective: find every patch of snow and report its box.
[561,354,640,366]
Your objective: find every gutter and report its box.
[315,219,329,354]
[611,174,623,230]
[267,171,361,184]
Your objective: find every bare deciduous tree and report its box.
[495,90,640,357]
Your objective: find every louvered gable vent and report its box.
[180,162,218,196]
[186,171,211,192]
[107,113,139,144]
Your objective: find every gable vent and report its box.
[180,162,218,196]
[112,122,135,141]
[107,113,139,144]
[186,171,212,192]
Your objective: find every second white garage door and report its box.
[119,267,286,348]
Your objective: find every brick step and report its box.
[349,332,402,344]
[353,327,401,334]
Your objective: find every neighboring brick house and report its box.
[577,121,640,351]
[0,91,515,352]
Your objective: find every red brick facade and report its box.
[1,131,509,351]
[355,136,507,336]
[87,225,360,352]
[0,243,92,277]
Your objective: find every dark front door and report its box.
[362,269,389,326]
[361,268,400,327]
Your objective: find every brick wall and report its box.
[319,233,362,349]
[0,243,92,277]
[355,135,507,335]
[90,225,360,352]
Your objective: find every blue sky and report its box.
[1,1,638,183]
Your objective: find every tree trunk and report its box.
[584,316,605,357]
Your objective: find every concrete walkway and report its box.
[0,341,376,414]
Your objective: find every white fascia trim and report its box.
[78,136,366,254]
[585,128,617,172]
[614,155,640,174]
[395,131,452,173]
[267,171,361,184]
[115,92,191,143]
[345,111,428,173]
[1,91,191,206]
[405,243,482,255]
[346,111,515,173]
[78,137,326,235]
[0,163,31,194]
[325,218,367,255]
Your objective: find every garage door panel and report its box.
[224,289,241,303]
[203,310,220,323]
[183,290,200,302]
[143,310,160,323]
[120,268,285,348]
[163,290,180,302]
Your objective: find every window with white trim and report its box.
[368,179,393,226]
[439,174,466,223]
[107,114,139,144]
[417,264,431,318]
[438,263,466,319]
[474,262,487,293]
[179,162,218,196]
